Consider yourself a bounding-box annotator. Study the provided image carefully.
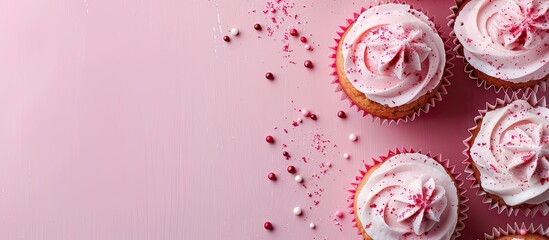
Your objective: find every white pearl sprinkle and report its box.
[295,175,303,183]
[327,162,332,167]
[349,133,357,141]
[305,44,312,50]
[343,153,350,159]
[309,223,315,229]
[297,118,303,123]
[301,109,310,117]
[293,206,302,216]
[229,28,239,36]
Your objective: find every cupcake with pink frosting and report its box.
[332,3,452,124]
[349,148,468,239]
[451,0,549,92]
[464,93,549,216]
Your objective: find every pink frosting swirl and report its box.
[356,153,459,239]
[454,0,549,83]
[471,100,549,206]
[341,4,446,107]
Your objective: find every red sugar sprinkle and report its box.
[266,135,275,143]
[300,36,307,43]
[287,165,296,174]
[254,23,262,30]
[223,36,230,42]
[268,172,277,180]
[337,111,346,118]
[283,151,291,160]
[304,60,313,68]
[264,221,273,230]
[265,72,274,80]
[309,114,317,120]
[290,28,298,36]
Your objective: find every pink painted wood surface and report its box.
[0,0,546,239]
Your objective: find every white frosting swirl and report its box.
[356,153,459,239]
[341,4,446,107]
[471,100,549,206]
[454,0,549,83]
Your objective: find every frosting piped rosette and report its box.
[355,152,460,239]
[470,99,549,206]
[454,0,549,83]
[341,4,446,107]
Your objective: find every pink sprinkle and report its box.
[335,211,343,218]
[520,229,527,235]
[270,7,276,13]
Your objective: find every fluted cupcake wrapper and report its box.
[347,147,469,239]
[484,223,549,240]
[447,3,547,94]
[462,91,549,217]
[329,1,453,125]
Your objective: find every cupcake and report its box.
[452,0,549,92]
[485,223,549,240]
[333,3,451,123]
[350,148,467,239]
[465,94,549,216]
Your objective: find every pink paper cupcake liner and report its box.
[329,1,454,125]
[347,147,469,239]
[447,2,547,94]
[462,91,549,217]
[485,223,549,240]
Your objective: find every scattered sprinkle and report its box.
[229,28,239,36]
[349,133,357,142]
[264,221,273,230]
[293,206,302,216]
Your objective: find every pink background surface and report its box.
[0,0,546,239]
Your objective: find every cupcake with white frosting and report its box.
[485,223,549,240]
[349,148,467,239]
[464,93,549,216]
[451,0,549,92]
[332,3,452,123]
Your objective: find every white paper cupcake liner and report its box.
[329,1,453,125]
[348,147,469,239]
[447,3,548,94]
[462,91,549,217]
[485,222,549,240]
